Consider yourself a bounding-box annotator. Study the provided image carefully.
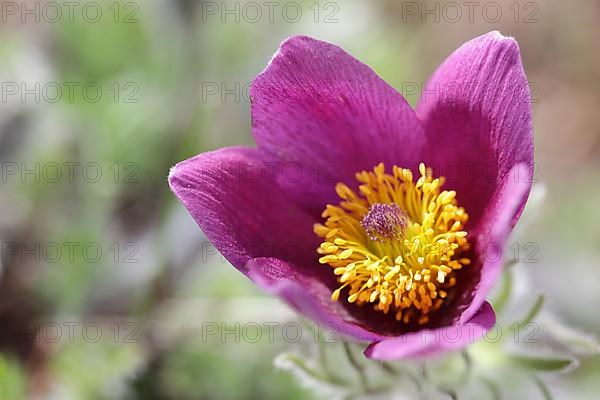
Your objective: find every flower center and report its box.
[361,203,408,242]
[314,163,471,326]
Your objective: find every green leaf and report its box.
[492,268,513,314]
[509,355,576,372]
[540,316,600,356]
[518,294,545,327]
[274,353,346,387]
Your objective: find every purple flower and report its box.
[169,31,533,359]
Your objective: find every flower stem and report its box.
[343,342,369,390]
[533,376,554,400]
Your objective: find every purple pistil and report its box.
[361,203,408,241]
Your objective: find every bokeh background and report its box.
[0,0,599,398]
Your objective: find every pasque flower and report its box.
[169,31,533,359]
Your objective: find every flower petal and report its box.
[168,147,319,272]
[417,31,534,226]
[364,301,496,360]
[251,35,426,215]
[460,163,533,323]
[246,257,385,342]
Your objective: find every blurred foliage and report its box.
[0,356,27,399]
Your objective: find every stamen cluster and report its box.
[315,163,471,325]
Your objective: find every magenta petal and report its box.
[364,301,496,360]
[460,163,533,323]
[168,147,319,272]
[246,257,384,341]
[417,31,534,226]
[251,35,426,215]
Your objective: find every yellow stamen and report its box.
[314,163,470,326]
